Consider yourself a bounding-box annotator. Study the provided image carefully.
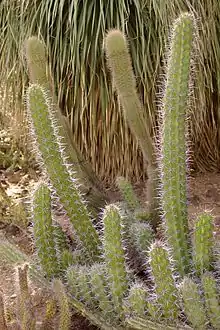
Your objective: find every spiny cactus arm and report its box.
[89,264,114,322]
[179,277,207,329]
[130,222,154,254]
[105,29,159,227]
[125,283,147,318]
[202,272,220,329]
[193,213,214,275]
[25,36,109,213]
[116,176,141,211]
[27,85,100,260]
[32,183,60,278]
[160,13,195,276]
[102,204,129,316]
[149,241,179,320]
[125,316,192,330]
[52,279,71,330]
[0,294,7,330]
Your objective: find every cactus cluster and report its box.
[1,11,220,330]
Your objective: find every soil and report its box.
[1,169,220,329]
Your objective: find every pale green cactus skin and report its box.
[32,183,59,278]
[180,277,207,329]
[53,279,71,330]
[27,85,100,260]
[105,29,158,227]
[127,283,147,318]
[202,273,220,329]
[116,176,140,211]
[160,13,194,276]
[193,213,214,275]
[102,204,128,316]
[149,241,179,320]
[89,263,114,322]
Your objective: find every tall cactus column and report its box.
[160,13,194,276]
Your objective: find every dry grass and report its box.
[0,1,220,183]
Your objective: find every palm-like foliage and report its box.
[1,0,220,182]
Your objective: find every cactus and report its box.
[202,272,220,329]
[116,176,140,211]
[0,294,7,330]
[27,85,100,260]
[130,222,154,254]
[102,204,128,316]
[125,317,190,330]
[25,36,109,214]
[193,213,214,275]
[149,241,179,321]
[160,13,194,276]
[32,183,59,278]
[89,263,114,322]
[16,264,36,330]
[105,29,158,227]
[41,299,57,330]
[180,277,207,329]
[53,279,71,330]
[126,283,147,318]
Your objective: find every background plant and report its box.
[1,1,220,183]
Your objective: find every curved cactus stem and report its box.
[27,85,100,261]
[126,316,192,330]
[160,13,195,276]
[149,241,179,321]
[102,204,128,317]
[202,272,220,329]
[32,183,60,278]
[193,213,214,275]
[179,277,207,329]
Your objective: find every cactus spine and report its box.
[193,213,214,275]
[180,277,207,329]
[27,85,100,260]
[32,183,59,278]
[202,273,220,329]
[160,13,194,276]
[149,241,179,320]
[102,204,128,316]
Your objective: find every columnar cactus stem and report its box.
[130,222,154,254]
[116,176,140,211]
[102,204,128,316]
[32,183,59,278]
[193,213,214,275]
[160,13,194,276]
[90,264,114,322]
[180,277,207,329]
[127,283,147,318]
[105,30,158,227]
[53,279,71,330]
[202,273,220,329]
[149,241,179,320]
[27,85,100,260]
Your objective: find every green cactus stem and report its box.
[32,183,59,278]
[0,294,7,330]
[102,204,128,316]
[53,279,71,330]
[89,263,114,322]
[126,316,191,330]
[130,222,154,254]
[202,272,220,329]
[126,283,147,318]
[105,29,158,227]
[149,241,179,321]
[193,213,214,275]
[27,85,100,260]
[180,277,207,329]
[25,36,109,215]
[116,176,140,211]
[160,13,195,276]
